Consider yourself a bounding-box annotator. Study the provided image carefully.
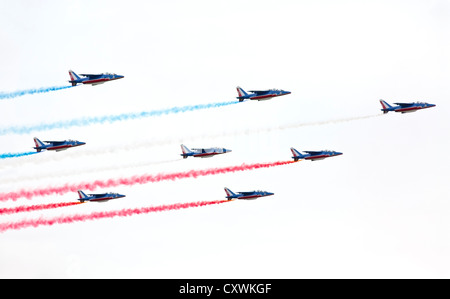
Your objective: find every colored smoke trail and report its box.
[0,100,239,136]
[0,200,229,232]
[0,160,295,202]
[0,151,39,159]
[0,85,74,100]
[0,202,81,215]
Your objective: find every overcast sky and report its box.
[0,0,449,278]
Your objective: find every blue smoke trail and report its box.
[0,151,39,159]
[0,100,240,136]
[0,85,74,100]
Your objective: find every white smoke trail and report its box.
[135,113,385,144]
[0,113,383,170]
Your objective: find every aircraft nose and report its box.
[225,148,232,153]
[335,152,343,156]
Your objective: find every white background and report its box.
[0,0,449,278]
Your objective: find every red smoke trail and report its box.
[0,160,295,202]
[0,202,81,215]
[0,200,229,233]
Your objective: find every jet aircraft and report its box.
[290,147,342,161]
[68,70,124,86]
[379,100,436,114]
[77,190,126,203]
[236,86,291,102]
[33,137,86,152]
[224,187,274,200]
[180,144,232,159]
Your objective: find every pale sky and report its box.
[0,0,449,278]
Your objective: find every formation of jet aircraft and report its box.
[68,70,124,86]
[224,188,274,200]
[180,144,232,159]
[236,86,291,102]
[33,137,85,152]
[290,147,343,161]
[77,190,126,203]
[12,74,437,206]
[380,100,436,114]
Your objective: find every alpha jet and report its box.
[224,187,274,200]
[290,147,342,161]
[236,86,291,102]
[379,100,436,114]
[180,144,232,159]
[33,137,86,152]
[68,70,124,86]
[77,190,126,203]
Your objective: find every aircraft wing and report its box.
[248,90,269,95]
[304,151,323,155]
[80,74,102,78]
[192,148,216,153]
[43,141,65,145]
[238,191,256,195]
[394,102,414,107]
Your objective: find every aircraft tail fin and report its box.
[33,137,44,152]
[290,147,303,161]
[224,187,236,199]
[68,70,81,86]
[180,144,192,159]
[236,86,249,102]
[77,190,89,202]
[380,99,392,113]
